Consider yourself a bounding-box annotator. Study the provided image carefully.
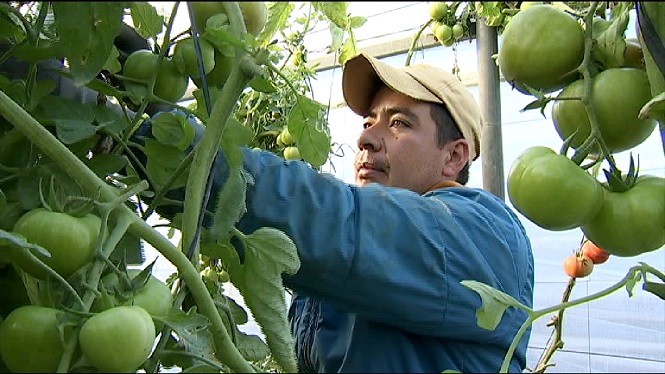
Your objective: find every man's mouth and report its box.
[356,161,387,178]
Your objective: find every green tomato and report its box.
[582,175,665,257]
[507,146,604,231]
[79,306,156,373]
[428,2,449,21]
[217,269,230,283]
[498,4,584,94]
[283,146,301,160]
[0,306,66,373]
[189,1,267,36]
[435,24,453,43]
[239,1,268,36]
[194,50,234,89]
[279,127,295,145]
[93,269,173,321]
[11,208,101,279]
[452,23,464,40]
[173,37,216,78]
[123,49,189,103]
[551,68,656,154]
[200,267,218,282]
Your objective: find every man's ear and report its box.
[442,139,470,178]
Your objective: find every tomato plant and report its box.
[551,68,657,154]
[0,306,67,373]
[79,305,156,372]
[507,146,604,231]
[581,175,665,257]
[581,239,610,265]
[0,1,348,371]
[497,4,585,94]
[123,49,189,103]
[563,254,594,278]
[10,208,101,279]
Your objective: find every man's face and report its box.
[354,86,454,194]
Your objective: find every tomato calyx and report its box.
[37,174,96,218]
[601,155,640,193]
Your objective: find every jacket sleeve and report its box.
[225,147,534,342]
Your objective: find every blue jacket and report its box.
[218,148,535,373]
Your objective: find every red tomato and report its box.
[563,254,594,278]
[581,240,610,265]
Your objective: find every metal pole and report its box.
[476,20,505,200]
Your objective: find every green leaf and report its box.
[151,112,196,151]
[103,46,122,74]
[143,139,189,190]
[338,32,358,65]
[235,330,270,362]
[625,271,642,297]
[643,281,665,300]
[228,227,300,373]
[129,2,163,41]
[460,280,528,331]
[0,229,51,258]
[93,105,130,135]
[349,15,367,29]
[12,42,64,64]
[203,25,246,53]
[0,189,5,213]
[51,2,126,86]
[287,95,331,167]
[27,79,56,112]
[35,95,96,144]
[0,10,21,39]
[83,153,128,179]
[222,117,255,148]
[312,2,349,29]
[52,69,126,99]
[328,22,344,53]
[638,91,665,121]
[257,2,294,46]
[109,229,145,265]
[209,166,251,242]
[248,75,277,93]
[154,307,221,369]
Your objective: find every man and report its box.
[211,52,534,372]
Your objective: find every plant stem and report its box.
[531,277,576,373]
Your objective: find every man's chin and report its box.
[355,175,387,186]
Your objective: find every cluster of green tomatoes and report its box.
[428,2,466,46]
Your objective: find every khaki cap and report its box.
[342,52,483,161]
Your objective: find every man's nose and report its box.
[356,124,383,152]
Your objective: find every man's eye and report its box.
[390,119,407,127]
